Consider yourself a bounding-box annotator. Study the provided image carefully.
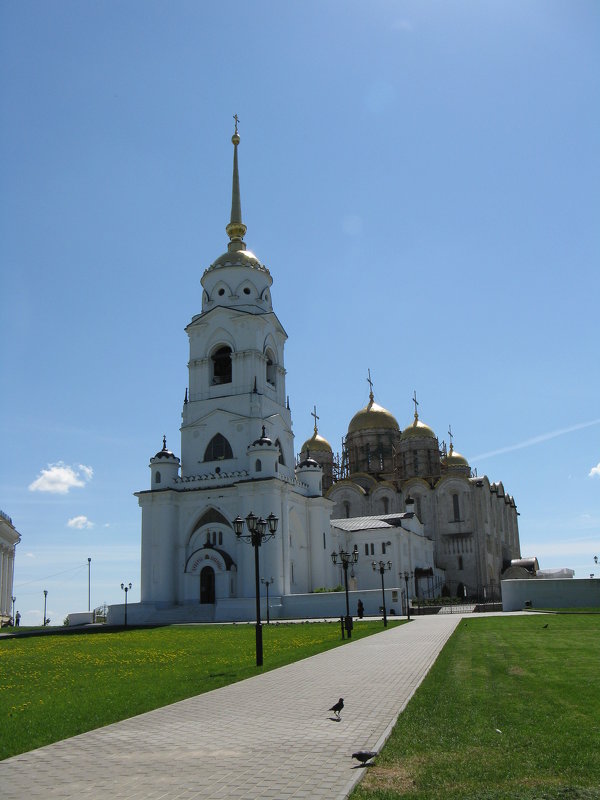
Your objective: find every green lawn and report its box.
[529,608,600,614]
[352,615,600,800]
[0,620,399,760]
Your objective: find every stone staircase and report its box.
[437,603,477,614]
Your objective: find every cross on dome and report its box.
[367,369,374,402]
[412,390,419,420]
[311,405,320,434]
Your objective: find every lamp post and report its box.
[121,582,132,626]
[402,571,414,621]
[11,596,16,626]
[88,557,91,612]
[233,511,279,667]
[43,589,48,626]
[372,560,392,627]
[261,577,274,624]
[331,545,359,638]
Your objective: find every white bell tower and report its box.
[180,125,294,480]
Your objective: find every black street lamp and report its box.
[403,571,414,621]
[331,545,359,638]
[233,511,279,667]
[43,589,48,626]
[121,582,132,626]
[261,577,274,624]
[88,557,91,612]
[372,560,392,627]
[11,596,16,626]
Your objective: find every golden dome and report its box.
[443,443,469,467]
[208,247,268,271]
[401,415,437,440]
[301,431,332,453]
[348,395,400,434]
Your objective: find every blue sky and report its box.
[1,1,598,625]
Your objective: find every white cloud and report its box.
[589,462,600,478]
[25,552,34,558]
[67,515,94,530]
[28,462,93,495]
[78,464,93,481]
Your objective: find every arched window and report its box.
[266,349,276,386]
[452,494,460,522]
[211,346,232,385]
[255,459,262,472]
[275,439,285,465]
[344,501,350,519]
[458,555,463,570]
[155,471,161,484]
[382,497,389,514]
[204,433,233,462]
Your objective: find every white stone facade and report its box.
[0,511,20,625]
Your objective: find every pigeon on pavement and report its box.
[329,698,344,718]
[352,750,377,765]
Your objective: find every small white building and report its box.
[0,510,20,625]
[330,510,442,597]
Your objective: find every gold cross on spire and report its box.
[367,369,374,401]
[412,390,419,420]
[448,424,454,452]
[233,113,240,134]
[311,405,320,434]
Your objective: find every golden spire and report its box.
[225,114,247,250]
[367,369,374,404]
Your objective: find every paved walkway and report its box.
[0,615,462,800]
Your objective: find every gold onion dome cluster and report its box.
[348,396,400,434]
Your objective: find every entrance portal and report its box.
[200,566,215,604]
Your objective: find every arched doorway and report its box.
[200,566,215,604]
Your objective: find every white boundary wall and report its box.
[501,578,600,612]
[108,587,407,625]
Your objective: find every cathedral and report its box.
[111,127,520,625]
[302,392,520,601]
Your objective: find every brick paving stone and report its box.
[0,615,462,799]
